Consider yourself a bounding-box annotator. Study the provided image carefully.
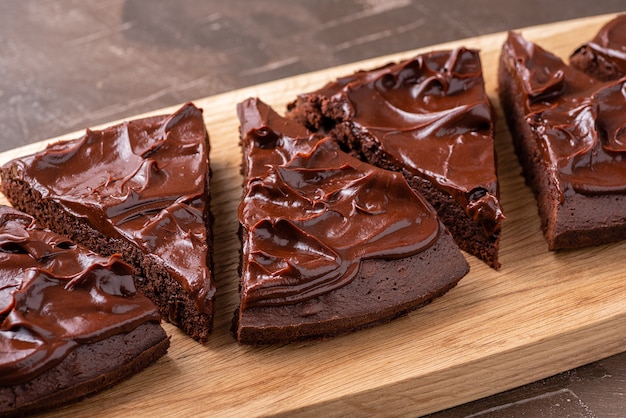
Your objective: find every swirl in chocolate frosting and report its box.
[238,98,441,308]
[505,31,626,200]
[0,207,160,386]
[10,103,214,314]
[309,48,503,235]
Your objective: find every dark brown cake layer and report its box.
[234,98,469,345]
[286,48,503,269]
[0,206,169,416]
[498,31,626,250]
[570,14,626,81]
[0,102,214,342]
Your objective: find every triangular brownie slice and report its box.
[0,102,214,341]
[287,48,504,269]
[498,31,626,249]
[0,206,169,416]
[234,98,469,345]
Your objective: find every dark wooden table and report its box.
[1,1,625,416]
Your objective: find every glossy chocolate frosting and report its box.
[0,206,160,386]
[237,98,441,308]
[4,103,214,315]
[570,14,626,80]
[503,31,626,200]
[304,48,503,234]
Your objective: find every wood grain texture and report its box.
[1,13,625,417]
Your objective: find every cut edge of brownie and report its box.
[0,174,213,342]
[570,15,626,81]
[0,322,169,417]
[497,51,560,249]
[570,45,624,81]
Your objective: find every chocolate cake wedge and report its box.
[498,31,626,250]
[286,48,504,269]
[0,206,168,416]
[0,102,214,342]
[234,98,469,345]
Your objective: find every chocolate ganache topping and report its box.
[237,98,441,308]
[0,207,160,386]
[570,14,626,81]
[504,31,626,200]
[310,48,503,234]
[7,103,214,314]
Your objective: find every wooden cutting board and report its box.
[2,13,625,418]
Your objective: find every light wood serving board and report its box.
[2,13,625,418]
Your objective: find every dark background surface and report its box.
[1,1,625,416]
[2,0,626,153]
